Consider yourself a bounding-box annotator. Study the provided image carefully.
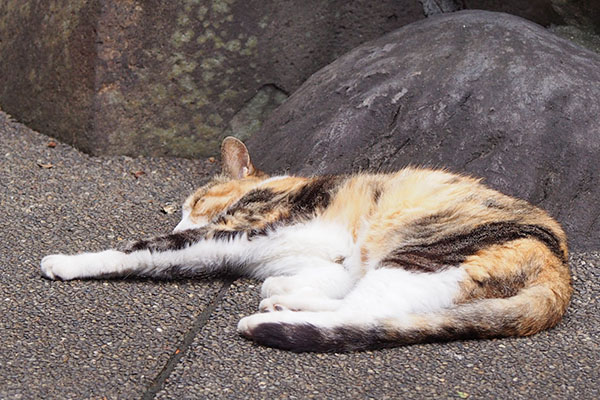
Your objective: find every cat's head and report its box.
[173,137,269,232]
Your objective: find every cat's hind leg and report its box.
[239,267,467,352]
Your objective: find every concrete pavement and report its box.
[0,111,598,399]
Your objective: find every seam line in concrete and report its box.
[141,277,235,399]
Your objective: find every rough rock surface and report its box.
[421,0,564,25]
[247,10,600,251]
[420,0,463,16]
[551,0,600,33]
[550,24,600,54]
[0,0,425,158]
[0,1,98,145]
[462,0,564,26]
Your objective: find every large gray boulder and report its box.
[247,10,600,250]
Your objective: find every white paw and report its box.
[237,312,278,335]
[237,314,259,335]
[260,276,293,298]
[40,254,82,281]
[237,310,298,336]
[259,297,291,313]
[40,250,127,280]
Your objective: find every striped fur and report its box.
[41,137,572,352]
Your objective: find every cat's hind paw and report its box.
[237,311,293,336]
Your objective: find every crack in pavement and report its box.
[142,277,235,400]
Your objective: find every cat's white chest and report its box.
[264,219,355,263]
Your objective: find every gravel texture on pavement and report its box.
[1,110,598,399]
[0,111,222,399]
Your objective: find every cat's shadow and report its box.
[38,269,240,285]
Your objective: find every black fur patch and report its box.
[371,182,383,204]
[477,271,528,298]
[247,323,391,353]
[211,229,243,241]
[288,175,342,218]
[242,176,343,237]
[382,221,565,272]
[123,228,210,253]
[226,188,279,216]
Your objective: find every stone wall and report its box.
[0,0,425,157]
[0,1,99,145]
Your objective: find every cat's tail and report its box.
[239,282,572,352]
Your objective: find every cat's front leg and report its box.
[259,292,343,312]
[258,260,355,312]
[260,261,353,299]
[40,227,249,280]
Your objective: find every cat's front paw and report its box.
[259,296,291,313]
[260,276,294,298]
[41,250,132,280]
[259,294,342,313]
[40,254,81,281]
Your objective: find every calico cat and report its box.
[41,137,572,352]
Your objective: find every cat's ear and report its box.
[221,136,257,179]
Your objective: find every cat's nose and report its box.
[173,219,193,233]
[173,216,207,233]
